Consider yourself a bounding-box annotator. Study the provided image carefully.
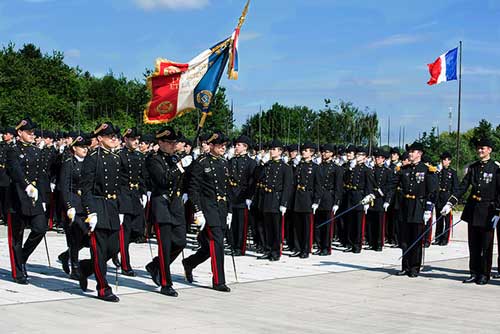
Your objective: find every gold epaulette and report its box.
[395,165,401,172]
[425,163,437,173]
[90,150,98,156]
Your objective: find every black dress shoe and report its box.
[182,259,194,283]
[257,253,271,260]
[269,256,280,262]
[462,275,478,284]
[58,251,70,275]
[408,270,418,278]
[121,269,136,277]
[112,255,121,267]
[319,249,330,256]
[146,262,160,286]
[476,275,489,285]
[492,273,500,279]
[232,249,242,256]
[14,277,28,285]
[99,294,120,302]
[312,249,322,255]
[79,272,88,292]
[431,240,441,245]
[160,286,178,297]
[343,247,353,253]
[213,284,231,292]
[289,251,301,257]
[352,248,361,254]
[299,253,309,259]
[375,247,383,252]
[423,243,430,248]
[395,270,408,276]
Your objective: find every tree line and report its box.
[0,42,498,169]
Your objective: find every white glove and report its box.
[179,155,193,168]
[140,194,147,208]
[87,213,98,232]
[25,184,38,202]
[67,208,76,222]
[349,160,356,168]
[383,202,390,212]
[147,191,152,201]
[182,193,188,204]
[332,205,339,214]
[440,203,452,215]
[279,205,287,216]
[245,199,252,210]
[42,202,47,212]
[293,156,301,167]
[492,215,500,229]
[312,203,319,215]
[226,213,233,229]
[50,182,56,192]
[119,214,124,225]
[261,152,270,164]
[363,204,369,214]
[194,211,206,230]
[423,210,432,222]
[361,194,376,205]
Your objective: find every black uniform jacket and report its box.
[6,141,45,216]
[146,151,185,226]
[80,147,121,231]
[188,154,232,227]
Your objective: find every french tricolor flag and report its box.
[427,47,458,85]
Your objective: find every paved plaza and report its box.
[0,213,499,333]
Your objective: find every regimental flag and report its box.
[427,47,458,85]
[144,1,249,124]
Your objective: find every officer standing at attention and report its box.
[228,135,256,256]
[6,117,48,284]
[433,151,459,246]
[441,138,500,285]
[182,131,233,292]
[78,122,122,302]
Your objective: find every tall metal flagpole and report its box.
[456,41,462,172]
[258,105,262,151]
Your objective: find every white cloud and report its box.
[367,34,424,49]
[65,49,80,59]
[133,0,209,10]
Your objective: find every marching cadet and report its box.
[441,138,500,285]
[116,127,147,276]
[366,149,393,251]
[343,146,375,254]
[40,130,58,229]
[57,135,90,279]
[290,141,322,258]
[388,142,437,278]
[182,131,233,292]
[145,126,191,297]
[338,145,357,248]
[78,122,122,302]
[314,144,343,255]
[228,135,256,256]
[0,127,15,224]
[257,140,293,261]
[5,117,48,284]
[433,151,458,246]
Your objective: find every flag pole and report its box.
[456,41,462,172]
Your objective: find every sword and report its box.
[43,235,51,267]
[316,202,363,229]
[433,219,463,243]
[399,214,445,260]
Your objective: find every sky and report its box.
[1,0,500,145]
